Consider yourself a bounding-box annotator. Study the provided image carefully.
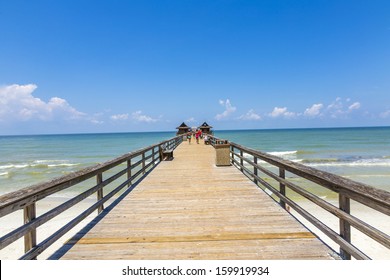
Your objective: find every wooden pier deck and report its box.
[53,141,339,260]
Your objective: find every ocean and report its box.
[1,127,390,196]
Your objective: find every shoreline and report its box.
[1,196,388,260]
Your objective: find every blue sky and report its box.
[0,0,389,135]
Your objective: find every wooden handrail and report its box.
[230,142,390,215]
[0,135,183,259]
[207,134,390,260]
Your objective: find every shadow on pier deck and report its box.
[51,142,339,260]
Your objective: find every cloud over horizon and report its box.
[269,107,296,119]
[0,84,381,135]
[215,99,237,120]
[238,109,262,121]
[0,84,85,122]
[304,103,324,117]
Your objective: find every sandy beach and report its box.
[0,197,97,260]
[1,196,388,260]
[288,199,390,260]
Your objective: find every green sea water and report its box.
[1,127,390,197]
[215,127,390,193]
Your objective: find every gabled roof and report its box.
[176,122,190,129]
[199,122,212,128]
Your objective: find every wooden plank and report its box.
[55,142,339,260]
[66,232,316,245]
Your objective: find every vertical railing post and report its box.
[240,150,244,172]
[152,147,156,166]
[158,145,163,162]
[279,168,286,209]
[97,173,104,214]
[339,194,351,260]
[231,145,234,165]
[142,152,146,174]
[24,203,37,258]
[127,159,132,187]
[253,156,258,185]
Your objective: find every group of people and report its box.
[186,129,208,144]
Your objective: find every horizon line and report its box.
[1,125,390,137]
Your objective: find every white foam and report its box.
[0,164,28,169]
[269,150,298,157]
[307,158,390,167]
[47,163,79,167]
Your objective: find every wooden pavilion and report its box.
[176,122,190,135]
[199,122,213,135]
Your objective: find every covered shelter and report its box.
[176,122,191,135]
[199,122,213,135]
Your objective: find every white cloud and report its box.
[111,113,129,121]
[215,99,236,120]
[304,103,323,117]
[326,97,361,118]
[348,102,361,111]
[131,111,158,123]
[238,109,262,121]
[269,107,296,118]
[0,84,85,122]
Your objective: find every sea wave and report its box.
[304,158,390,167]
[269,150,298,157]
[0,160,80,170]
[0,164,29,170]
[33,160,79,167]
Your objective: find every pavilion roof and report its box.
[176,122,190,129]
[199,122,212,128]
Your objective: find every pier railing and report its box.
[208,135,390,260]
[0,135,183,260]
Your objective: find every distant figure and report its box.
[204,135,209,145]
[187,132,192,144]
[195,129,201,144]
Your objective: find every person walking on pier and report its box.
[195,129,201,144]
[187,132,192,144]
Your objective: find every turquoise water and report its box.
[0,132,174,195]
[215,127,390,192]
[1,127,390,196]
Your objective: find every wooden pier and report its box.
[52,141,337,259]
[1,134,389,260]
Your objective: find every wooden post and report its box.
[127,159,132,187]
[339,194,351,260]
[23,203,37,257]
[97,173,104,214]
[279,168,286,209]
[158,145,163,161]
[254,157,258,185]
[240,150,244,172]
[152,148,156,166]
[231,145,234,165]
[142,152,146,174]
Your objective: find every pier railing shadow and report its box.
[207,134,390,260]
[0,135,183,260]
